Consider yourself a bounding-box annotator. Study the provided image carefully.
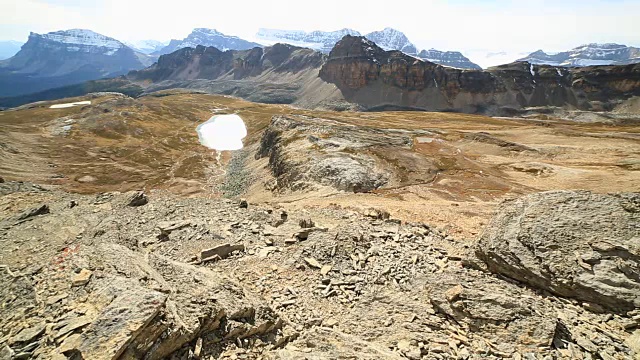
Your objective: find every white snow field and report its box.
[196,114,247,151]
[49,101,92,109]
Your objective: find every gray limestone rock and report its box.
[477,190,640,312]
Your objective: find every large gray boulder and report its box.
[476,190,640,312]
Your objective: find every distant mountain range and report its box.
[0,40,23,60]
[417,49,482,70]
[5,34,639,116]
[255,28,359,53]
[256,27,481,70]
[126,40,168,55]
[1,26,640,101]
[518,43,640,67]
[154,28,261,56]
[0,29,153,97]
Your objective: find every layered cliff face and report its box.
[130,43,325,82]
[127,43,341,106]
[319,36,640,113]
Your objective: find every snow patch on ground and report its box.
[196,114,247,151]
[49,101,91,109]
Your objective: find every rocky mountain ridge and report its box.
[3,35,640,117]
[256,27,482,69]
[319,35,640,114]
[519,43,640,67]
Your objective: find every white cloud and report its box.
[1,0,639,67]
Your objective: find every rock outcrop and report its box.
[131,43,324,83]
[255,115,440,193]
[476,190,640,312]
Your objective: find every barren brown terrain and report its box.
[1,91,638,239]
[1,92,640,360]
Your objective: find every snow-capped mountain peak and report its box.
[154,28,261,55]
[518,43,640,67]
[192,28,224,36]
[255,28,361,53]
[364,28,417,55]
[417,49,482,70]
[126,39,168,55]
[38,29,124,53]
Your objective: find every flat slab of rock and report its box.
[476,190,640,312]
[72,288,167,359]
[10,323,46,345]
[72,269,92,287]
[201,243,245,262]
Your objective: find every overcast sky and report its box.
[2,0,639,67]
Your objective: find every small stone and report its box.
[304,257,322,269]
[0,345,14,360]
[259,247,277,258]
[294,227,328,240]
[239,199,248,208]
[320,265,332,276]
[57,333,82,354]
[582,302,605,313]
[622,319,638,330]
[46,293,69,305]
[264,238,274,246]
[323,318,338,327]
[126,191,148,207]
[77,175,97,183]
[55,316,92,339]
[280,300,296,308]
[397,339,411,352]
[194,337,203,358]
[625,330,640,358]
[17,205,49,221]
[299,219,315,228]
[445,284,463,302]
[72,269,92,287]
[201,244,245,262]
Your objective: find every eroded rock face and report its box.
[130,43,325,83]
[319,35,640,113]
[255,115,440,193]
[476,190,640,312]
